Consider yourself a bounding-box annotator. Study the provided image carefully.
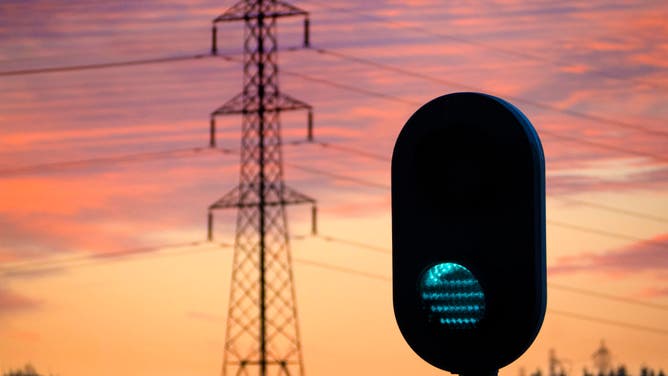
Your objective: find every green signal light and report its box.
[419,262,486,329]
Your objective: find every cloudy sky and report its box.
[0,0,667,375]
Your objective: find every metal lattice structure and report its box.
[207,1,315,375]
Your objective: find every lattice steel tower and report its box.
[207,1,315,376]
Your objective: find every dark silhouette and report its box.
[392,92,546,376]
[533,365,663,376]
[2,364,45,376]
[207,1,315,376]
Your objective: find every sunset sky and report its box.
[0,0,667,375]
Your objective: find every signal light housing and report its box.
[392,92,546,375]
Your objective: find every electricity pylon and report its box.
[207,1,315,376]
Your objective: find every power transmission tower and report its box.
[592,340,612,376]
[549,349,559,376]
[549,349,569,376]
[207,1,315,376]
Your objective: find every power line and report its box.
[1,140,661,228]
[315,234,390,254]
[0,41,663,310]
[291,250,668,336]
[538,128,667,162]
[0,240,230,277]
[0,53,221,77]
[550,309,668,336]
[286,162,390,190]
[4,1,664,94]
[301,233,668,312]
[281,63,668,163]
[287,139,389,162]
[4,48,665,159]
[311,48,668,140]
[3,144,663,279]
[293,257,389,281]
[2,29,665,143]
[289,140,668,225]
[282,69,420,106]
[0,146,234,177]
[0,240,208,270]
[550,283,668,311]
[303,0,668,92]
[3,143,662,245]
[547,219,668,250]
[8,54,665,166]
[555,196,668,224]
[288,163,668,245]
[4,237,665,335]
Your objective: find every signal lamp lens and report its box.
[419,262,485,329]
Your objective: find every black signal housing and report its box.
[392,92,546,376]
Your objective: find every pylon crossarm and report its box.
[210,186,315,211]
[226,360,301,366]
[281,185,315,205]
[275,93,312,112]
[209,186,242,210]
[212,93,245,116]
[214,1,307,23]
[211,199,314,210]
[271,1,308,17]
[213,0,248,23]
[213,92,311,117]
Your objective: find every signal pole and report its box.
[207,1,315,375]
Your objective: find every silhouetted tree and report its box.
[2,364,42,376]
[616,366,628,376]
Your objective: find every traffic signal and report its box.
[392,92,546,375]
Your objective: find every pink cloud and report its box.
[546,161,668,195]
[1,265,64,280]
[549,233,668,276]
[635,286,668,299]
[0,287,42,314]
